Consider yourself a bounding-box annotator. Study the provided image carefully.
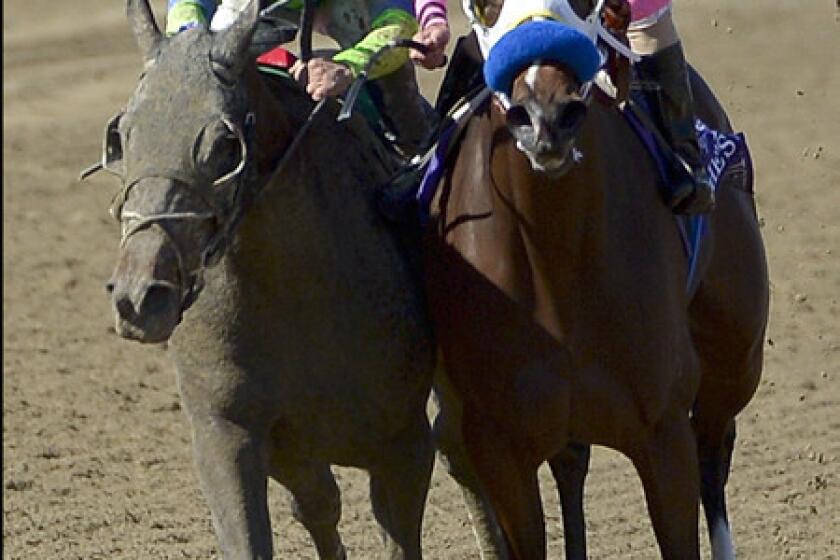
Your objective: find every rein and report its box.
[82,3,326,310]
[105,76,325,310]
[172,0,323,294]
[108,110,255,310]
[82,4,418,311]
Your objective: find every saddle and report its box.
[248,14,299,57]
[387,3,753,293]
[256,45,406,157]
[376,6,634,226]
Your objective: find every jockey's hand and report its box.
[291,58,353,101]
[410,22,450,70]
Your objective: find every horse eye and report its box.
[194,121,243,182]
[103,111,126,175]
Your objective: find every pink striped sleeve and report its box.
[627,0,671,23]
[415,0,447,29]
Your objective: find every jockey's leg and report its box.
[166,0,218,35]
[210,0,300,56]
[630,11,715,214]
[434,31,485,117]
[372,62,438,158]
[365,62,439,221]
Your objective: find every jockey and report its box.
[165,0,450,157]
[623,0,715,213]
[437,0,713,214]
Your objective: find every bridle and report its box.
[75,0,342,319]
[87,108,256,312]
[464,0,639,105]
[82,0,420,313]
[462,0,639,170]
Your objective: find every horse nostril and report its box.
[115,295,136,320]
[534,139,556,157]
[105,281,115,295]
[141,284,177,315]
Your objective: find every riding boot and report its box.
[634,42,715,214]
[435,31,485,117]
[380,32,484,223]
[372,62,439,159]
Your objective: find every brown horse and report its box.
[424,2,769,558]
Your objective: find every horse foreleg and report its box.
[692,413,737,560]
[628,411,701,560]
[689,298,765,559]
[456,481,511,560]
[547,443,590,560]
[432,378,509,559]
[690,354,760,560]
[691,362,761,560]
[269,460,346,560]
[368,412,434,560]
[190,415,273,559]
[463,408,547,560]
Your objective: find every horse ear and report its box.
[126,0,162,66]
[210,0,259,75]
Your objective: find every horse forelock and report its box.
[131,30,246,118]
[516,63,579,100]
[122,29,251,180]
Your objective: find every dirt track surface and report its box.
[4,1,839,558]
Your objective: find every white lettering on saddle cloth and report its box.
[696,119,747,190]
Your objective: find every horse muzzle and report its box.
[505,100,587,176]
[517,137,583,176]
[107,228,188,343]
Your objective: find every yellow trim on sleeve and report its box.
[332,9,419,80]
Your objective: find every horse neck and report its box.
[227,74,398,283]
[492,107,614,271]
[243,67,310,177]
[490,101,679,301]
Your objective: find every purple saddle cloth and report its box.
[623,108,754,292]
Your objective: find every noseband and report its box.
[95,84,328,313]
[103,111,256,312]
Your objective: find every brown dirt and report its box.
[4,1,839,558]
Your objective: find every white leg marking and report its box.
[711,518,736,560]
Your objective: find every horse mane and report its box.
[249,65,402,198]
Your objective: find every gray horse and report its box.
[103,1,436,557]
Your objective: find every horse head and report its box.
[504,62,590,175]
[475,0,609,175]
[104,0,261,343]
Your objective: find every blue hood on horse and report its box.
[483,20,602,95]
